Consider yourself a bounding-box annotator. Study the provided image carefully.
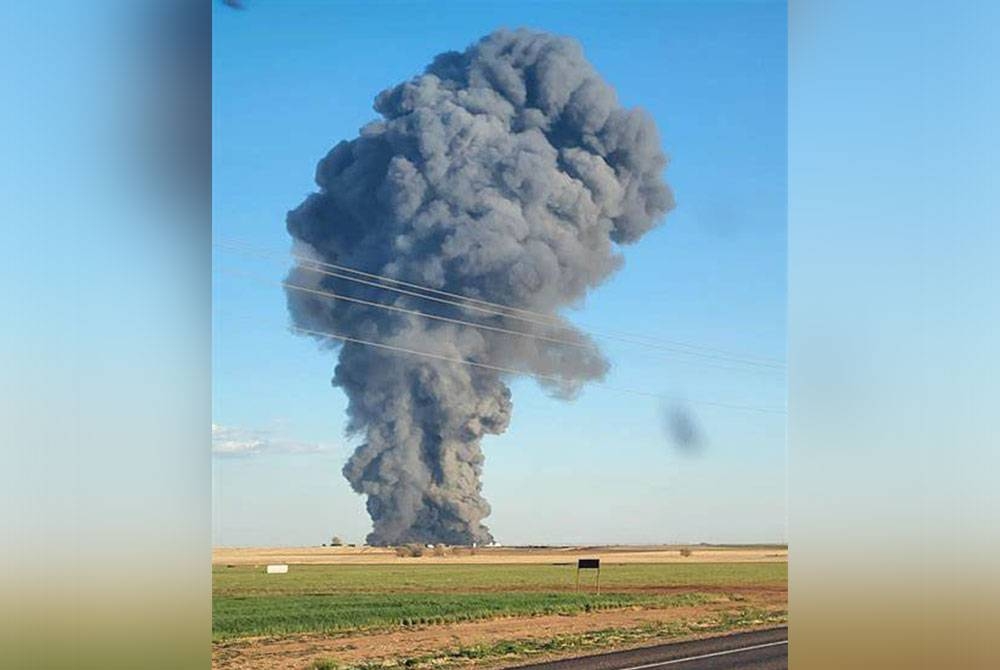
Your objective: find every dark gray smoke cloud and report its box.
[285,29,673,545]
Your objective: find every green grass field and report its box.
[213,562,785,640]
[214,592,713,639]
[214,562,786,596]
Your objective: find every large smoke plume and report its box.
[285,29,673,545]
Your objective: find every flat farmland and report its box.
[214,561,786,599]
[213,549,786,669]
[214,562,785,639]
[213,544,787,566]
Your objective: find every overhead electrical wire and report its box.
[215,239,786,372]
[219,237,785,367]
[215,266,788,413]
[222,267,782,377]
[281,279,597,351]
[284,323,786,415]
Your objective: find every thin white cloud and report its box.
[212,423,329,457]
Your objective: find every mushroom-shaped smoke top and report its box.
[285,28,673,546]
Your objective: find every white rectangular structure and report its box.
[265,564,289,574]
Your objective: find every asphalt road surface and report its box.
[512,628,788,670]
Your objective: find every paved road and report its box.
[511,628,787,670]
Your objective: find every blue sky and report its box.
[212,1,787,547]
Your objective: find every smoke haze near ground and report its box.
[285,28,672,545]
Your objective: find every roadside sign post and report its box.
[576,558,601,594]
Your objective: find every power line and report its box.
[283,281,596,351]
[292,259,785,371]
[219,238,568,322]
[215,239,786,372]
[233,269,599,352]
[286,324,786,415]
[221,239,579,331]
[216,238,784,366]
[221,267,782,376]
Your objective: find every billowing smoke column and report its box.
[285,29,673,545]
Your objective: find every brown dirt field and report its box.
[212,545,787,566]
[212,589,787,670]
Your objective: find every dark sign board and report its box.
[577,558,600,569]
